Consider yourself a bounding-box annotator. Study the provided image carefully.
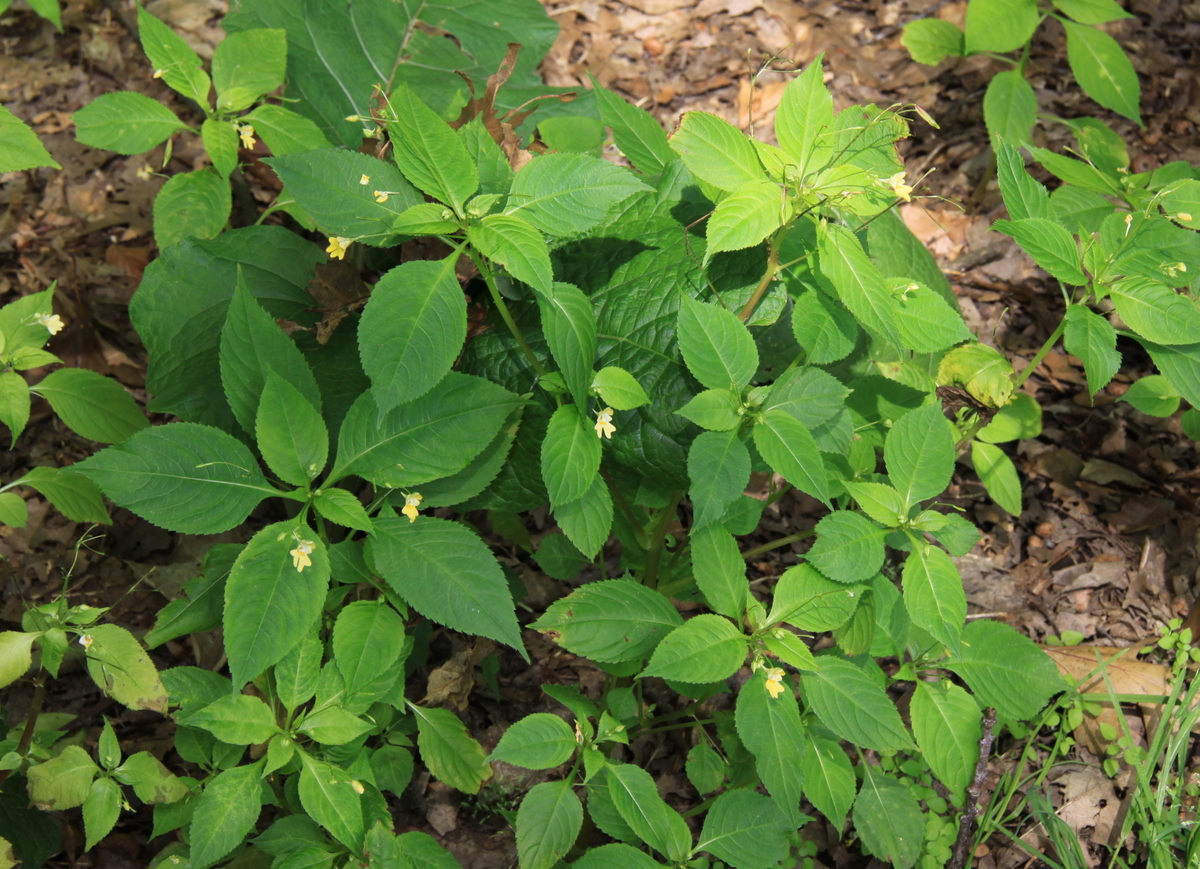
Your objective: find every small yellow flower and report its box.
[1177,213,1193,223]
[290,538,315,572]
[914,104,939,129]
[325,236,352,260]
[594,407,616,439]
[764,667,786,699]
[350,780,365,795]
[886,171,913,203]
[374,190,388,203]
[136,164,153,181]
[359,174,370,185]
[79,634,94,650]
[346,115,363,123]
[401,492,423,523]
[35,312,64,335]
[237,124,256,150]
[153,69,165,79]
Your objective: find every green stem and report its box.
[635,717,717,738]
[1011,317,1067,391]
[954,416,987,452]
[641,491,684,590]
[472,252,549,377]
[739,227,787,323]
[741,530,814,561]
[0,667,47,788]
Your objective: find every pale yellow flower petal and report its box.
[594,407,616,439]
[36,312,64,335]
[325,237,352,260]
[402,493,423,523]
[237,124,256,150]
[374,190,388,203]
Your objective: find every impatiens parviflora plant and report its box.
[901,0,1142,148]
[0,284,146,529]
[32,51,1108,869]
[72,6,330,249]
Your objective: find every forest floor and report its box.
[2,0,1200,866]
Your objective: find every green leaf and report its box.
[0,104,60,171]
[945,619,1063,720]
[643,615,746,683]
[806,511,885,583]
[534,533,589,581]
[532,579,681,662]
[767,563,864,630]
[1122,374,1180,417]
[885,402,956,509]
[73,91,188,156]
[677,388,742,431]
[995,139,1050,221]
[540,282,597,408]
[802,657,913,751]
[972,441,1023,515]
[1161,178,1200,230]
[555,474,614,559]
[387,83,478,211]
[189,763,264,869]
[1139,340,1200,409]
[243,104,330,157]
[977,391,1042,444]
[911,680,981,803]
[0,370,29,446]
[213,28,287,112]
[297,754,363,850]
[606,763,692,862]
[571,843,666,869]
[267,149,420,245]
[669,110,764,192]
[818,223,902,348]
[592,77,673,176]
[368,515,524,655]
[0,631,37,689]
[774,56,833,174]
[34,368,147,444]
[690,525,749,619]
[136,6,209,105]
[153,169,232,251]
[358,257,466,414]
[467,213,553,296]
[992,218,1086,285]
[186,694,280,744]
[1066,117,1130,173]
[27,746,98,810]
[410,704,491,794]
[706,182,784,260]
[224,521,329,689]
[517,781,583,869]
[892,280,973,353]
[964,0,1040,53]
[983,70,1037,147]
[799,736,855,828]
[541,404,602,506]
[1109,279,1200,345]
[312,488,372,534]
[113,751,189,804]
[1052,185,1115,234]
[686,743,727,795]
[489,713,577,769]
[82,623,168,712]
[201,119,239,179]
[0,493,27,528]
[753,409,829,506]
[81,777,121,851]
[1182,408,1200,440]
[590,367,649,410]
[903,542,966,652]
[1031,146,1120,194]
[696,788,792,869]
[854,765,923,869]
[274,632,321,713]
[256,372,328,486]
[332,373,522,486]
[901,19,964,65]
[790,289,858,364]
[75,422,272,533]
[332,600,406,696]
[677,295,758,391]
[688,428,751,531]
[14,466,109,524]
[1054,0,1133,22]
[735,670,805,824]
[296,706,372,745]
[507,153,649,237]
[842,482,906,527]
[1063,20,1141,122]
[370,745,414,797]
